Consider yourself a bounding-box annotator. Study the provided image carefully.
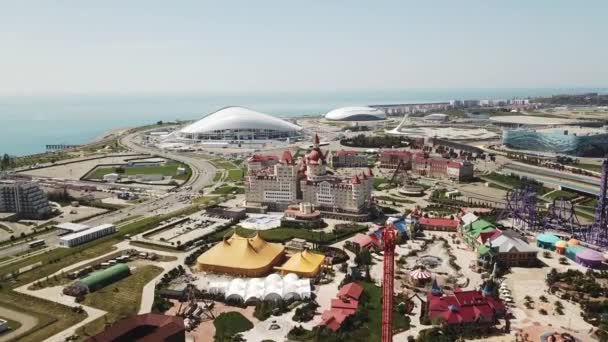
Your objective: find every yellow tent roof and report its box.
[277,250,325,274]
[555,240,567,248]
[197,232,284,270]
[567,238,579,246]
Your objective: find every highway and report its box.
[0,129,217,261]
[82,130,217,226]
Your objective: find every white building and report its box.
[103,173,120,182]
[167,106,302,142]
[59,223,116,247]
[325,106,386,121]
[245,134,372,221]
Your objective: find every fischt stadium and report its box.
[503,126,608,157]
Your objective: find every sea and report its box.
[1,88,606,157]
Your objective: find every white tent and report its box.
[207,273,312,303]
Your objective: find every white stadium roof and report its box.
[325,106,386,121]
[489,115,581,126]
[179,106,302,134]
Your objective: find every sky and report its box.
[1,0,607,95]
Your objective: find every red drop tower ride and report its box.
[381,224,397,342]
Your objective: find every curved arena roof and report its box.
[489,115,581,126]
[179,106,302,134]
[325,106,386,121]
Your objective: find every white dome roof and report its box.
[179,106,302,134]
[325,106,386,121]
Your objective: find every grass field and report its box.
[0,206,198,342]
[358,282,409,340]
[76,265,164,339]
[86,161,191,181]
[0,290,86,342]
[213,171,223,182]
[212,185,244,195]
[214,312,254,341]
[212,159,237,170]
[544,190,579,201]
[227,169,244,182]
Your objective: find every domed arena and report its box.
[172,106,302,142]
[325,106,386,121]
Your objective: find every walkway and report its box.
[14,241,192,341]
[0,306,38,342]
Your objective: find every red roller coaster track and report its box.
[381,224,397,342]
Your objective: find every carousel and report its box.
[408,267,432,286]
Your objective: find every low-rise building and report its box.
[0,319,8,334]
[320,282,363,332]
[85,314,185,342]
[418,217,459,232]
[282,202,323,228]
[0,180,52,219]
[426,288,505,332]
[413,157,474,181]
[103,173,120,182]
[245,134,372,221]
[327,150,368,168]
[59,223,116,247]
[379,150,412,169]
[477,230,538,267]
[462,219,499,248]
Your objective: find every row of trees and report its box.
[0,153,15,170]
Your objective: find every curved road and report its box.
[77,130,217,227]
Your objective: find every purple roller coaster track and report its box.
[499,159,608,248]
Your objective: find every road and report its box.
[79,130,218,226]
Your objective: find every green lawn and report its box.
[212,159,237,170]
[227,169,244,182]
[213,171,224,182]
[77,265,164,339]
[373,177,393,190]
[86,161,191,181]
[544,190,579,201]
[0,290,86,342]
[213,312,254,341]
[358,281,410,340]
[0,204,199,342]
[212,185,244,195]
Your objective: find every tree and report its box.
[539,295,548,302]
[354,249,372,266]
[157,120,164,125]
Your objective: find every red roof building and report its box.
[379,150,412,170]
[86,314,185,342]
[320,282,364,332]
[418,217,460,232]
[352,233,381,251]
[338,282,363,301]
[426,290,506,329]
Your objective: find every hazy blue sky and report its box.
[1,0,607,95]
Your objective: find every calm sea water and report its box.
[1,88,606,156]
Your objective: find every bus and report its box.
[28,240,46,249]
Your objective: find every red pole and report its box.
[381,224,397,342]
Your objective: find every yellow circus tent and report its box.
[276,250,325,278]
[197,233,285,277]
